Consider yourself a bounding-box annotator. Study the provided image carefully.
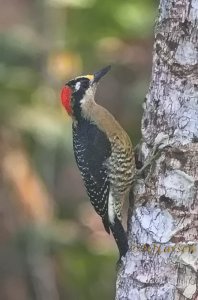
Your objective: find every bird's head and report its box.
[60,65,111,119]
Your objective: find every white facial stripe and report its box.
[75,82,81,91]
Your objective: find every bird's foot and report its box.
[133,134,172,182]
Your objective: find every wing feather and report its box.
[73,121,111,233]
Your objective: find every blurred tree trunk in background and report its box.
[0,1,63,298]
[0,131,59,300]
[116,1,198,299]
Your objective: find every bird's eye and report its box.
[80,80,89,89]
[74,78,89,91]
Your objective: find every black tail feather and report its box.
[102,215,110,234]
[109,216,128,258]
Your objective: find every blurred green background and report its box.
[0,0,157,299]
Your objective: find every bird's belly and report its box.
[107,147,134,194]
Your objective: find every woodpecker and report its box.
[60,66,135,258]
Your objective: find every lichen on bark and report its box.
[116,1,198,299]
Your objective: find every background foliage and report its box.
[0,0,157,299]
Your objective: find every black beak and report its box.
[93,65,111,83]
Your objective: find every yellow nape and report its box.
[84,74,94,80]
[75,74,94,81]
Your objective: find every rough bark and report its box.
[116,1,198,299]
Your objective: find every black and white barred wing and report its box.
[72,122,112,233]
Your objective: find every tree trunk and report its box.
[116,1,198,299]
